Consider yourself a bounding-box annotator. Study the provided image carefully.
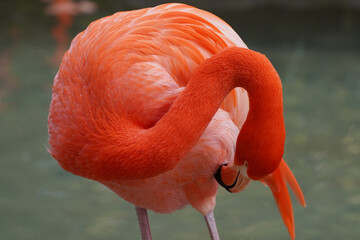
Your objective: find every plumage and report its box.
[49,3,248,214]
[48,3,305,239]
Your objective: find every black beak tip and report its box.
[214,164,233,193]
[214,164,225,184]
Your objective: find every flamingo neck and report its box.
[61,47,284,181]
[144,47,285,179]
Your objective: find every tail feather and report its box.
[260,159,305,240]
[279,160,306,207]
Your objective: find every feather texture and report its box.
[49,3,248,214]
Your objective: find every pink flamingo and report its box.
[44,0,97,65]
[0,25,20,112]
[48,3,305,240]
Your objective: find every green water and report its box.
[1,2,359,240]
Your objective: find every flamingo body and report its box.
[49,3,249,215]
[48,3,305,239]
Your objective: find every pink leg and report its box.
[204,211,220,240]
[135,206,152,240]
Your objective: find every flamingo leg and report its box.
[204,211,220,240]
[135,206,152,240]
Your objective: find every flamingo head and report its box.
[214,124,306,239]
[215,117,286,192]
[214,162,251,193]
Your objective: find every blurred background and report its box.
[0,0,359,239]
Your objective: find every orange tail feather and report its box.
[279,160,306,207]
[260,159,306,239]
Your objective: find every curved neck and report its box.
[141,47,284,177]
[73,47,284,181]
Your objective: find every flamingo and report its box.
[0,25,20,112]
[44,0,97,65]
[48,3,306,240]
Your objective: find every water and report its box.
[1,2,359,240]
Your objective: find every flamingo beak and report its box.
[214,163,251,193]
